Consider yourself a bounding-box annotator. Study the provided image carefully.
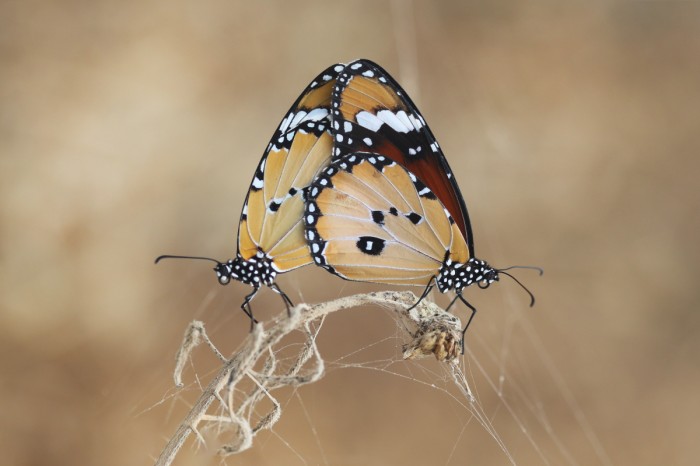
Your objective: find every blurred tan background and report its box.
[2,1,699,465]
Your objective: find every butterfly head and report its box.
[215,259,235,285]
[477,262,500,289]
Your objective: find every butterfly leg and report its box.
[446,293,477,355]
[269,283,294,317]
[241,287,261,331]
[407,276,437,312]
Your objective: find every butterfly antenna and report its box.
[497,270,538,307]
[155,254,221,265]
[498,265,544,276]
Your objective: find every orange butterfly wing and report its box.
[238,64,345,272]
[304,152,469,286]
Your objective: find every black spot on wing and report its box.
[268,200,281,212]
[405,212,422,224]
[371,211,385,225]
[356,236,386,256]
[389,207,399,216]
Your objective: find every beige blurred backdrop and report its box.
[2,1,699,465]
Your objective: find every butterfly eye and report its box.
[218,275,230,285]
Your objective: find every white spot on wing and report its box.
[279,113,293,133]
[409,113,424,130]
[356,111,383,132]
[395,110,413,131]
[377,110,410,133]
[291,111,309,129]
[305,108,328,122]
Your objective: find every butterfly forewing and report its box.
[238,64,344,272]
[305,153,470,287]
[332,59,474,255]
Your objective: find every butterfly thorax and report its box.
[437,257,498,293]
[215,252,277,288]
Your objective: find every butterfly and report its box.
[304,153,540,343]
[306,59,540,342]
[157,62,346,324]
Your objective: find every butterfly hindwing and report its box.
[305,152,470,286]
[238,63,345,272]
[331,59,474,256]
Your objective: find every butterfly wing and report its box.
[331,59,474,256]
[305,152,470,286]
[238,63,345,272]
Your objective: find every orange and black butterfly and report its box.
[157,63,346,324]
[306,60,540,341]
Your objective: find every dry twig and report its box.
[154,290,472,466]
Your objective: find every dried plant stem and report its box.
[154,290,470,466]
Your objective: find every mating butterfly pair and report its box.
[157,59,540,340]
